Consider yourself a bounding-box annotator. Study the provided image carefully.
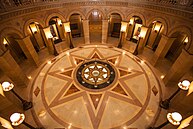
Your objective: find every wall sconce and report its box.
[3,38,8,45]
[64,22,71,32]
[129,18,134,25]
[30,24,38,34]
[57,19,63,26]
[120,21,128,32]
[184,37,188,44]
[154,22,161,32]
[43,27,53,39]
[139,27,148,39]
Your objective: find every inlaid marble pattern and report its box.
[31,45,162,129]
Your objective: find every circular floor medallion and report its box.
[76,60,116,90]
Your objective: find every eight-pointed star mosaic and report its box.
[43,47,148,129]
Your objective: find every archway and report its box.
[28,22,46,52]
[127,16,143,43]
[165,32,189,62]
[48,16,64,44]
[107,13,122,45]
[146,21,164,51]
[2,33,26,64]
[88,10,103,43]
[69,13,84,46]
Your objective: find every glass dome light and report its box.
[178,80,190,90]
[1,81,14,91]
[10,113,25,126]
[167,112,182,125]
[172,112,182,122]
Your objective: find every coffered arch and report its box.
[66,10,86,21]
[107,9,125,20]
[86,8,105,20]
[45,12,66,26]
[0,27,24,40]
[168,25,192,51]
[146,17,169,35]
[23,18,45,36]
[126,12,146,26]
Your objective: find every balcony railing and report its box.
[0,0,193,14]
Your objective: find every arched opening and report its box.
[107,13,122,45]
[146,21,164,51]
[2,33,26,64]
[127,16,143,43]
[69,13,84,45]
[48,16,63,44]
[108,13,122,38]
[89,10,103,43]
[165,32,189,62]
[28,22,46,52]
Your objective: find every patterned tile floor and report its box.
[31,45,162,129]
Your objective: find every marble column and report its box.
[151,35,176,66]
[102,20,108,44]
[33,30,45,49]
[146,29,159,49]
[127,24,135,40]
[82,20,90,44]
[163,49,193,86]
[16,36,39,66]
[57,24,65,40]
[0,50,29,87]
[136,27,148,54]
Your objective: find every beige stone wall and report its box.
[0,2,192,53]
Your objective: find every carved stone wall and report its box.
[0,1,193,53]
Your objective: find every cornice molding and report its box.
[0,1,193,22]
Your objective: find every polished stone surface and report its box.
[31,45,162,129]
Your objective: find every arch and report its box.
[107,9,125,20]
[66,10,86,21]
[85,8,105,20]
[0,27,24,40]
[23,18,45,36]
[168,25,192,50]
[0,27,24,49]
[146,17,169,35]
[45,12,66,26]
[126,12,146,26]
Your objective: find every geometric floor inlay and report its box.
[31,45,162,129]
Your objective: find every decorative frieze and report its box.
[0,1,193,22]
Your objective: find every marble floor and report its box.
[31,45,162,129]
[1,37,193,129]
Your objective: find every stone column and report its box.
[82,20,90,44]
[136,27,148,54]
[33,31,45,49]
[16,36,39,67]
[0,50,29,87]
[146,29,159,49]
[102,20,109,44]
[151,35,176,66]
[57,24,65,40]
[127,24,135,40]
[163,49,193,86]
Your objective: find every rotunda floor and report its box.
[31,45,162,129]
